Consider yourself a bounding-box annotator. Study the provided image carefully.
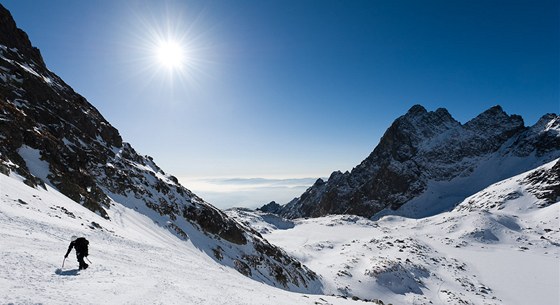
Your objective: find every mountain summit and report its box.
[0,5,45,67]
[275,105,559,219]
[0,4,320,292]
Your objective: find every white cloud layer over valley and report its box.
[178,177,321,209]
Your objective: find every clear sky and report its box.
[3,0,559,208]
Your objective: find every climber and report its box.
[64,236,89,270]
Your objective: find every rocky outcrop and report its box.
[0,4,320,293]
[523,159,560,206]
[276,105,559,219]
[0,5,45,67]
[257,201,283,214]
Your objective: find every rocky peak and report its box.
[314,177,326,186]
[511,113,560,157]
[532,113,559,132]
[0,5,45,68]
[465,105,524,136]
[271,105,559,220]
[401,105,456,124]
[405,104,428,116]
[328,170,345,181]
[367,105,461,163]
[257,201,282,214]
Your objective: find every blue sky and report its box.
[3,0,559,208]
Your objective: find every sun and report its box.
[128,8,212,87]
[155,39,185,70]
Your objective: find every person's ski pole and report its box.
[61,257,66,269]
[85,257,92,264]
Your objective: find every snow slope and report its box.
[0,173,365,305]
[0,4,321,290]
[2,120,557,305]
[230,159,560,305]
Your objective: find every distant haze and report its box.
[179,177,320,209]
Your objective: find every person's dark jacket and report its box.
[65,237,89,258]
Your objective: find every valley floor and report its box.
[263,214,559,305]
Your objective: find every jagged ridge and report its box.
[276,105,559,219]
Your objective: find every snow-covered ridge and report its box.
[455,158,559,212]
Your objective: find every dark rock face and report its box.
[183,203,247,245]
[509,114,560,157]
[0,5,45,68]
[276,105,559,219]
[257,201,282,214]
[524,160,560,207]
[0,8,121,217]
[0,4,320,292]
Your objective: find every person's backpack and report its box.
[75,237,89,256]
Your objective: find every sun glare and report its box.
[129,7,212,87]
[156,40,185,70]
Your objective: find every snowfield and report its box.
[260,213,559,305]
[229,159,560,305]
[0,173,358,305]
[1,160,558,305]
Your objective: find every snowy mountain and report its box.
[228,159,560,305]
[1,4,558,305]
[0,169,366,305]
[274,105,559,219]
[0,4,319,292]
